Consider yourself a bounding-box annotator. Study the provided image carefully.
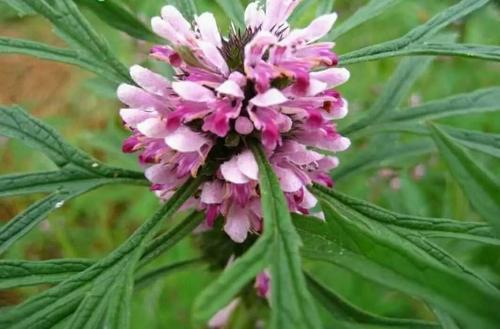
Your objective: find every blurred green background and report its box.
[0,0,499,327]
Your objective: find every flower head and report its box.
[118,0,350,243]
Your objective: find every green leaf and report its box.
[169,0,197,20]
[76,0,158,42]
[340,0,489,65]
[316,0,335,16]
[385,87,500,123]
[306,274,439,329]
[302,189,500,329]
[329,0,400,40]
[215,0,245,28]
[0,176,206,329]
[9,0,130,83]
[0,170,146,198]
[343,56,434,135]
[251,143,322,329]
[0,38,123,84]
[0,212,205,289]
[332,140,434,181]
[0,106,95,168]
[193,226,270,323]
[0,186,96,255]
[135,259,203,289]
[315,187,499,246]
[428,124,500,234]
[444,126,500,159]
[0,259,93,290]
[343,42,500,64]
[194,143,322,329]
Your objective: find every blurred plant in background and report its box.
[0,1,499,328]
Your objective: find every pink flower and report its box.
[118,0,350,243]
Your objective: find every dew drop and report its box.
[54,201,65,209]
[91,162,99,168]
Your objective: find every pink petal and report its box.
[310,68,350,88]
[208,299,240,328]
[137,118,169,138]
[151,17,180,44]
[198,41,229,75]
[220,157,250,184]
[172,81,215,102]
[224,205,251,243]
[117,84,166,111]
[285,13,338,44]
[164,127,208,152]
[216,80,244,98]
[236,150,259,181]
[160,5,194,42]
[235,117,254,135]
[120,108,154,127]
[263,0,301,30]
[274,166,303,192]
[195,12,222,47]
[300,188,318,209]
[250,88,288,107]
[200,181,225,204]
[245,2,265,29]
[130,65,171,96]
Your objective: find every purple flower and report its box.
[118,0,350,243]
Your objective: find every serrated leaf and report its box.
[0,186,96,255]
[343,42,500,64]
[329,0,400,40]
[428,124,500,234]
[215,0,245,28]
[340,0,489,65]
[385,87,500,123]
[343,56,434,135]
[0,213,204,289]
[9,0,130,83]
[0,259,93,290]
[251,143,322,329]
[306,274,439,329]
[444,126,500,159]
[0,38,124,83]
[194,143,322,329]
[301,188,500,329]
[76,0,157,42]
[0,176,206,329]
[316,187,499,246]
[332,140,434,181]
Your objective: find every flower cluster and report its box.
[118,0,350,243]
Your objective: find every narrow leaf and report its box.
[0,259,93,290]
[340,0,489,65]
[76,0,157,42]
[314,187,499,245]
[169,0,197,20]
[428,124,500,234]
[329,0,400,40]
[332,140,434,181]
[302,189,500,329]
[215,0,245,28]
[306,274,439,329]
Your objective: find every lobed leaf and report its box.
[76,0,157,42]
[0,176,206,329]
[428,124,500,234]
[306,273,439,329]
[332,140,434,181]
[302,188,500,329]
[340,0,489,65]
[313,186,499,245]
[0,259,93,290]
[329,0,400,40]
[214,0,245,28]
